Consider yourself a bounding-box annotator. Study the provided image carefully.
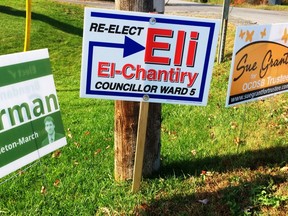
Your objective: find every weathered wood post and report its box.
[114,0,162,181]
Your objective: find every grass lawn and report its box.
[0,0,287,215]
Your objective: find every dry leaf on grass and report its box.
[41,186,46,194]
[94,149,101,156]
[52,150,61,158]
[53,179,61,187]
[198,198,209,204]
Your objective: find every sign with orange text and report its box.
[226,23,288,106]
[80,8,220,105]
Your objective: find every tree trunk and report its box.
[115,0,153,12]
[114,0,161,181]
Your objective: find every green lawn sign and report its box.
[0,49,67,178]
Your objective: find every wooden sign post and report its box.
[132,101,149,192]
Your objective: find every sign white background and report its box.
[81,8,220,105]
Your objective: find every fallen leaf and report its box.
[210,131,215,139]
[138,203,149,211]
[201,170,207,175]
[74,142,80,148]
[280,166,288,172]
[67,133,73,139]
[18,170,24,175]
[67,128,73,138]
[243,206,254,213]
[234,137,240,145]
[94,149,101,156]
[205,171,213,176]
[52,150,61,158]
[84,131,90,136]
[98,207,111,215]
[191,149,197,156]
[230,122,238,129]
[53,179,60,187]
[41,186,46,194]
[198,198,209,204]
[168,130,177,135]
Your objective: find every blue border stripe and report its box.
[86,89,202,102]
[199,23,215,99]
[91,12,150,22]
[87,11,216,103]
[86,40,205,102]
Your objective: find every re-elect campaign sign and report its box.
[226,23,288,106]
[0,49,67,178]
[81,8,220,105]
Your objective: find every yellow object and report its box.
[24,0,32,51]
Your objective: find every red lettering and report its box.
[174,31,186,66]
[186,31,199,67]
[98,62,110,77]
[135,65,146,80]
[145,28,173,65]
[122,64,135,79]
[110,63,115,78]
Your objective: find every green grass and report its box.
[0,0,288,215]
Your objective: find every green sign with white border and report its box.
[0,49,67,178]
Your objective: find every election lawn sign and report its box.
[0,49,67,178]
[226,23,288,106]
[80,8,220,105]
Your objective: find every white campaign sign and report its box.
[80,8,220,105]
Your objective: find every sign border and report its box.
[84,11,217,104]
